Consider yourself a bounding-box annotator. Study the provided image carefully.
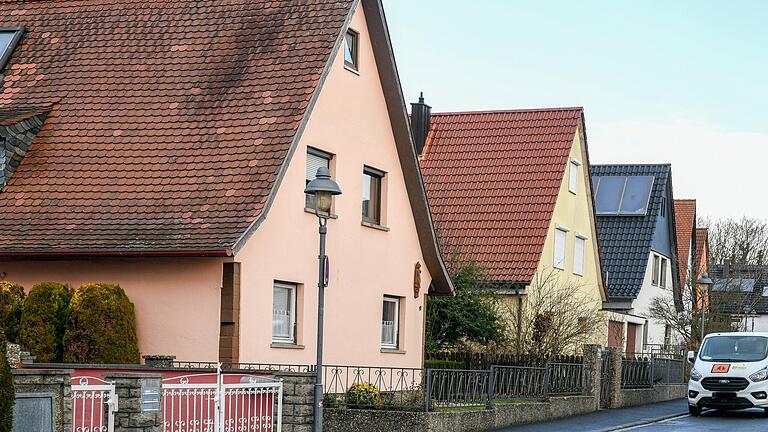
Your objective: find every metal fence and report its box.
[322,365,425,410]
[426,369,491,409]
[621,354,686,389]
[547,362,591,396]
[491,366,548,401]
[426,351,584,370]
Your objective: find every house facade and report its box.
[0,0,452,368]
[593,164,681,353]
[710,261,768,332]
[417,105,608,348]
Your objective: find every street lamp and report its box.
[697,272,714,348]
[304,166,342,432]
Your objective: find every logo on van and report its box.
[719,379,730,384]
[712,364,731,373]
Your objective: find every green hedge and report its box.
[63,283,140,364]
[424,359,465,370]
[20,282,72,362]
[0,281,24,344]
[0,329,14,432]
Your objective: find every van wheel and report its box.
[689,405,702,416]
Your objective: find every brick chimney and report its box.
[410,92,431,156]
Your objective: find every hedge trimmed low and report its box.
[0,281,24,344]
[64,283,140,364]
[0,329,14,432]
[20,282,72,362]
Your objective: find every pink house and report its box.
[0,0,452,368]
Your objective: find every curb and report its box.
[598,411,688,431]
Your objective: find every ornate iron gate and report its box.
[600,355,612,408]
[161,370,283,432]
[71,376,117,432]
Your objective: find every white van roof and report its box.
[706,332,768,338]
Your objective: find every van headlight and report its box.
[750,368,768,382]
[690,369,703,382]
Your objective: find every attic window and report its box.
[344,29,359,71]
[592,175,654,215]
[0,28,23,72]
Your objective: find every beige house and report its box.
[0,0,452,368]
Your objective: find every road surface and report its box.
[620,408,767,431]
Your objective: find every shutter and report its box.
[574,237,585,275]
[569,161,579,193]
[554,229,566,269]
[306,152,329,181]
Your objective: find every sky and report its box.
[383,0,768,220]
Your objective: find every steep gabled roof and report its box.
[695,227,709,275]
[674,199,697,286]
[593,164,679,299]
[419,108,583,283]
[0,0,355,253]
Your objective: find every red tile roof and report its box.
[674,199,696,286]
[419,108,583,283]
[695,227,709,275]
[0,0,354,254]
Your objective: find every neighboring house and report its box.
[416,102,608,347]
[710,261,768,332]
[674,199,697,291]
[0,0,453,368]
[592,164,681,353]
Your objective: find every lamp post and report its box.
[304,166,342,432]
[697,272,714,348]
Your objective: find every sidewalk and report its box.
[495,399,688,432]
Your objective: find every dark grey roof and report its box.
[710,264,768,314]
[592,164,678,299]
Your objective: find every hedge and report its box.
[20,282,72,362]
[63,283,140,364]
[0,329,14,432]
[0,281,24,344]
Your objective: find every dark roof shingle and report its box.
[0,0,353,253]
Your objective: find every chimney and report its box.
[410,92,431,156]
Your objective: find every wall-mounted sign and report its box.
[141,378,162,412]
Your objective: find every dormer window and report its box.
[0,28,24,72]
[344,29,358,71]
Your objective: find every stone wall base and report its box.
[618,384,687,408]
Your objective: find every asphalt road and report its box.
[622,409,768,431]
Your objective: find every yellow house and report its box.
[417,105,608,349]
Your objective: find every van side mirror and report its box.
[687,350,696,364]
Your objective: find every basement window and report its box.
[0,28,24,72]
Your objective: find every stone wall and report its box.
[102,372,163,432]
[324,396,596,432]
[12,369,72,432]
[619,384,687,408]
[274,371,314,432]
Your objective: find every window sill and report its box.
[381,348,406,354]
[304,207,338,219]
[271,342,305,350]
[362,221,390,232]
[344,64,360,75]
[573,272,583,277]
[568,190,577,195]
[553,266,565,271]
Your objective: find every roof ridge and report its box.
[592,163,672,167]
[432,106,584,116]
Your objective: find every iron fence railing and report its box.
[491,365,548,401]
[621,354,686,388]
[426,369,491,409]
[322,365,425,410]
[547,362,591,396]
[426,351,584,370]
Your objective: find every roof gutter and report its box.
[0,249,233,259]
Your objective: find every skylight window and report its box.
[592,175,654,215]
[0,28,23,72]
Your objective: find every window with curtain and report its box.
[306,148,332,210]
[574,236,586,276]
[381,296,400,349]
[554,228,567,269]
[272,282,296,343]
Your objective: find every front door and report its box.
[626,323,639,355]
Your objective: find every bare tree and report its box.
[649,272,757,350]
[505,268,605,363]
[700,216,768,266]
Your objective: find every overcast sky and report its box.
[384,0,768,220]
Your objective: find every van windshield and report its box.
[700,335,768,362]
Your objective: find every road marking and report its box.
[610,414,690,431]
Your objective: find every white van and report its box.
[688,332,768,416]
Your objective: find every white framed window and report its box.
[574,236,586,276]
[306,148,333,210]
[381,296,400,349]
[272,282,297,343]
[652,254,660,286]
[554,228,567,270]
[344,29,359,71]
[568,159,581,194]
[659,257,668,288]
[362,166,385,225]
